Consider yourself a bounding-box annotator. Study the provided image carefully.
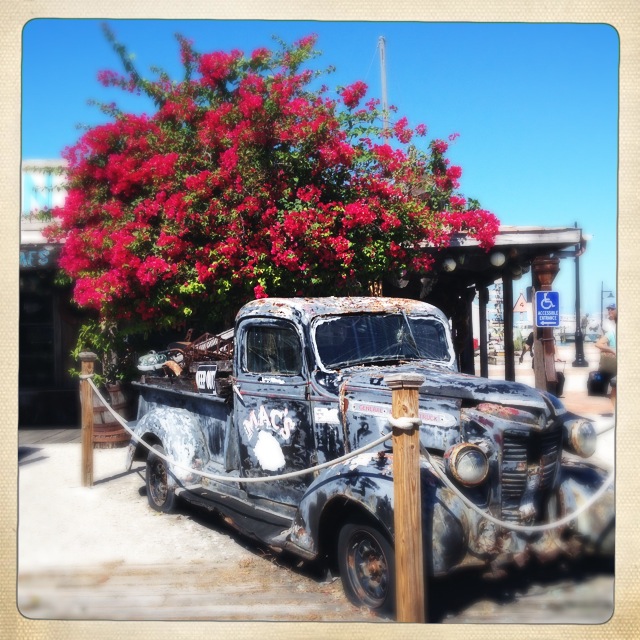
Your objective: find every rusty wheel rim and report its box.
[149,457,168,507]
[346,530,389,607]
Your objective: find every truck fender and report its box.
[557,462,615,557]
[126,407,210,486]
[288,452,470,575]
[288,451,395,558]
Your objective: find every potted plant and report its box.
[71,319,137,448]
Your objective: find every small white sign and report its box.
[196,364,218,394]
[314,407,340,424]
[351,400,457,427]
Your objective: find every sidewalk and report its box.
[486,341,615,471]
[486,341,615,418]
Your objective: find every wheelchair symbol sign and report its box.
[535,291,560,327]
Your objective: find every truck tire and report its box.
[146,444,177,513]
[338,521,395,613]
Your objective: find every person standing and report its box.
[596,303,617,403]
[519,331,535,367]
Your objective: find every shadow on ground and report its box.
[140,488,613,623]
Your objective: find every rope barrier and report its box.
[388,416,422,430]
[88,378,391,483]
[418,443,614,534]
[88,378,614,533]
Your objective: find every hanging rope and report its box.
[88,378,391,483]
[87,378,614,533]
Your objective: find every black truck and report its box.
[126,296,614,613]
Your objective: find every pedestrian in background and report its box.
[519,331,535,367]
[596,303,617,404]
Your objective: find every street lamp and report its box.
[600,282,615,334]
[573,228,588,367]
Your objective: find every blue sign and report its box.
[535,291,560,327]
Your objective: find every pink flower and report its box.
[449,195,467,209]
[340,81,368,109]
[432,139,449,154]
[393,117,412,144]
[47,33,500,328]
[199,50,242,87]
[251,47,270,63]
[295,34,318,49]
[254,284,268,299]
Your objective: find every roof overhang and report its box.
[418,225,584,291]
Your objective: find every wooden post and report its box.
[532,256,560,394]
[80,352,98,487]
[503,270,515,382]
[479,286,489,378]
[385,372,426,623]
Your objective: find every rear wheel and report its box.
[338,521,395,613]
[145,444,177,513]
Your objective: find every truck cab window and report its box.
[245,325,302,375]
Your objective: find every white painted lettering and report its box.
[242,403,298,443]
[270,409,284,430]
[258,405,271,428]
[242,410,258,439]
[282,408,294,439]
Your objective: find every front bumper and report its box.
[428,460,614,576]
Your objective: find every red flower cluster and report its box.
[46,28,498,331]
[340,81,368,109]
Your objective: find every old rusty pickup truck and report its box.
[126,297,614,613]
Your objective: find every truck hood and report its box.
[340,363,555,413]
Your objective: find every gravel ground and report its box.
[17,441,614,625]
[18,443,245,572]
[17,442,385,622]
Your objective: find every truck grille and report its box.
[501,428,562,522]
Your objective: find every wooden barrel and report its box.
[91,384,132,449]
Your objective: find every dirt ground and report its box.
[18,443,384,623]
[17,441,614,625]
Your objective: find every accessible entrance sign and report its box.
[535,291,560,327]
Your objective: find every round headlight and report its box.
[445,443,489,487]
[566,419,597,458]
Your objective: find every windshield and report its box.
[313,313,452,370]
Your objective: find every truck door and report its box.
[234,318,314,506]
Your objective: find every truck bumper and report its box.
[429,462,614,576]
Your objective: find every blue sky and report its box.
[21,19,619,319]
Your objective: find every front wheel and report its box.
[338,521,395,613]
[145,444,177,513]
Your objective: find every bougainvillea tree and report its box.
[47,25,499,341]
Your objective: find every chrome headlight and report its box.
[563,419,597,458]
[445,443,489,487]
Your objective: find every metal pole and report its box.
[503,272,515,382]
[479,286,489,378]
[379,36,389,133]
[573,224,588,367]
[600,281,604,335]
[385,372,426,623]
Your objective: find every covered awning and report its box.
[383,225,585,390]
[423,225,583,291]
